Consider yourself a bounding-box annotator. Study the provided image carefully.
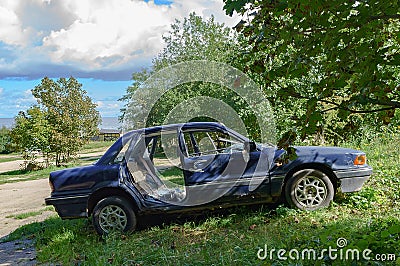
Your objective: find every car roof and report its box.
[97,122,247,165]
[123,122,229,135]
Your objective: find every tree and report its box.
[32,77,100,165]
[11,77,100,167]
[11,106,51,168]
[224,0,400,142]
[154,12,239,69]
[0,126,13,154]
[120,13,270,140]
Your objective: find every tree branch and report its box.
[368,14,400,21]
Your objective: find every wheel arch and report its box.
[87,187,139,216]
[282,163,339,194]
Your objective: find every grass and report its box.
[0,141,112,185]
[158,166,185,186]
[3,131,400,265]
[0,165,61,185]
[0,156,20,163]
[6,206,54,220]
[0,164,90,185]
[80,141,115,153]
[0,159,101,185]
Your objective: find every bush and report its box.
[0,126,13,154]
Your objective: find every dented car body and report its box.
[45,122,372,235]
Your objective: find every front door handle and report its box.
[188,159,208,172]
[194,159,208,169]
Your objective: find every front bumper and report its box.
[45,194,89,219]
[334,166,373,193]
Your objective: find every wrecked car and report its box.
[45,122,372,235]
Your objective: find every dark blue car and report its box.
[45,122,372,235]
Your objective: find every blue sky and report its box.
[0,0,239,118]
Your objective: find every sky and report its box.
[0,0,240,118]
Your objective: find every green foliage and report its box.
[11,77,100,166]
[0,126,13,154]
[224,0,400,143]
[154,13,239,68]
[11,106,51,167]
[120,13,265,140]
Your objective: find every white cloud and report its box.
[0,4,24,45]
[0,0,240,80]
[96,100,122,116]
[42,0,171,69]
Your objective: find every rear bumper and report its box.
[334,166,373,193]
[45,194,89,219]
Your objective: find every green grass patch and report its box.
[0,165,58,185]
[0,143,107,185]
[6,206,55,220]
[4,130,400,265]
[0,162,86,185]
[0,156,21,163]
[80,141,114,153]
[159,166,185,186]
[6,206,400,265]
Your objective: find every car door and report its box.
[177,127,273,206]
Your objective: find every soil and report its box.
[0,178,53,265]
[0,178,53,238]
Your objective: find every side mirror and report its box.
[244,140,257,152]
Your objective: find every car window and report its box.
[113,138,132,164]
[125,131,186,202]
[183,130,244,157]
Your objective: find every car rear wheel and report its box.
[285,169,334,211]
[92,196,137,235]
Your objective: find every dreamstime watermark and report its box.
[257,238,397,262]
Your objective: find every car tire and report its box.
[285,169,334,211]
[92,196,137,235]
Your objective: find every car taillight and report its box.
[354,155,366,165]
[49,180,55,192]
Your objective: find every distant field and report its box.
[80,140,115,153]
[0,141,114,184]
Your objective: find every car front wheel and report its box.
[285,169,334,211]
[92,196,137,235]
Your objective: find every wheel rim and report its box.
[294,173,327,208]
[98,205,128,233]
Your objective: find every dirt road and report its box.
[0,179,53,265]
[0,160,25,174]
[0,150,108,264]
[0,151,106,238]
[0,179,54,238]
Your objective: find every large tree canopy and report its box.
[120,13,267,138]
[12,77,100,166]
[224,0,400,141]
